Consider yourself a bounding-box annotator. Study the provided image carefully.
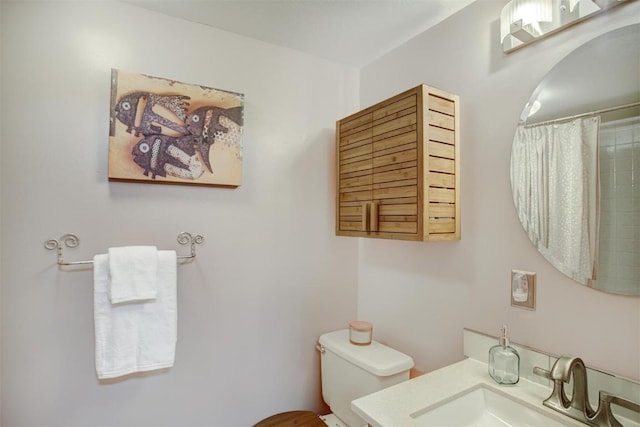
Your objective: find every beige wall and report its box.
[0,2,359,425]
[358,0,640,381]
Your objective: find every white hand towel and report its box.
[108,246,158,304]
[94,250,177,380]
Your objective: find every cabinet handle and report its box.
[360,202,379,232]
[361,202,370,232]
[370,202,379,232]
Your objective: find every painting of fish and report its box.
[108,69,244,187]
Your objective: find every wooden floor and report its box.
[254,410,326,427]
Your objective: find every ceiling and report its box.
[124,0,476,67]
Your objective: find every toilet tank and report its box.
[318,329,414,427]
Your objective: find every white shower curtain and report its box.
[511,117,600,285]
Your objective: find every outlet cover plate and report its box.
[511,270,536,310]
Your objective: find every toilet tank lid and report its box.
[319,329,414,377]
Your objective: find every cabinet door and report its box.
[337,112,373,234]
[371,94,419,237]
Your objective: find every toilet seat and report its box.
[254,410,327,427]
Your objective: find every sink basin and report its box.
[352,359,640,427]
[410,384,570,426]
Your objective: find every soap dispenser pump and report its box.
[488,325,520,385]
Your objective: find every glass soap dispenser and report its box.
[488,325,520,385]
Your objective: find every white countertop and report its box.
[351,358,584,427]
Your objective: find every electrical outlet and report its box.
[510,270,536,310]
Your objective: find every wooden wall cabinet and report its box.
[336,84,460,241]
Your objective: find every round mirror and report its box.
[510,24,640,296]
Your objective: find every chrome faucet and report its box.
[534,356,595,423]
[534,356,640,427]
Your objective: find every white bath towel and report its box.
[107,246,158,304]
[94,250,177,380]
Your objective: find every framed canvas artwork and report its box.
[109,69,244,187]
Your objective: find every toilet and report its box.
[255,329,414,427]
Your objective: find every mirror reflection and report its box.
[510,24,640,296]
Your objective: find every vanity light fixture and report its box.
[500,0,553,45]
[500,0,632,52]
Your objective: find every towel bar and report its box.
[44,232,204,266]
